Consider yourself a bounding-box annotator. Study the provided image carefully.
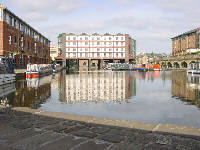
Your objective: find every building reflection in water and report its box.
[172,71,200,107]
[0,76,52,108]
[58,70,136,104]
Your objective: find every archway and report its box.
[167,62,172,68]
[189,61,197,70]
[173,62,180,68]
[161,62,166,68]
[189,61,196,65]
[181,61,187,68]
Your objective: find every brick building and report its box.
[0,4,50,68]
[171,28,200,56]
[57,33,136,67]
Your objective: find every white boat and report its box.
[187,62,200,74]
[26,64,53,78]
[154,68,162,71]
[0,57,15,85]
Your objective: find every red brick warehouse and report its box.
[0,4,51,68]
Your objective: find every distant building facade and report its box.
[171,28,200,56]
[0,4,50,67]
[131,39,136,57]
[50,45,58,60]
[57,33,136,66]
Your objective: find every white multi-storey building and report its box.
[58,33,135,64]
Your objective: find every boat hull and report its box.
[187,70,200,74]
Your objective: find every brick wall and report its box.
[0,21,50,67]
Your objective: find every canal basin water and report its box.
[1,70,200,128]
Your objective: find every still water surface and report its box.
[1,70,200,128]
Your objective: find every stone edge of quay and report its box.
[2,106,200,137]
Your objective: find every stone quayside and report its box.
[1,106,200,150]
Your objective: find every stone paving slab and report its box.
[2,128,45,145]
[37,135,87,150]
[0,144,18,150]
[72,140,111,150]
[11,132,64,150]
[0,106,200,150]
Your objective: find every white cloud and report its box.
[21,12,48,22]
[2,0,200,53]
[8,0,85,13]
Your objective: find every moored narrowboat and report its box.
[26,64,53,78]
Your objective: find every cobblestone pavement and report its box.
[1,107,200,150]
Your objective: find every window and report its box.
[85,37,88,40]
[85,48,88,51]
[97,48,100,51]
[121,42,123,45]
[0,9,2,20]
[109,48,112,51]
[97,53,100,57]
[109,42,112,45]
[104,48,106,51]
[73,42,76,45]
[121,37,124,40]
[116,37,118,40]
[109,37,112,40]
[116,42,118,45]
[8,35,12,45]
[104,37,106,40]
[80,48,82,51]
[14,36,17,45]
[68,42,70,45]
[97,37,100,40]
[16,20,19,29]
[116,53,118,57]
[97,42,100,45]
[28,42,30,50]
[80,37,82,40]
[73,37,76,40]
[9,16,12,25]
[68,37,70,40]
[14,19,16,27]
[85,42,88,45]
[73,48,76,51]
[20,23,24,32]
[104,42,106,45]
[116,48,118,51]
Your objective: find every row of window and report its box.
[66,48,125,52]
[174,36,196,46]
[67,41,125,46]
[67,36,125,41]
[3,10,50,46]
[8,34,47,56]
[66,53,125,58]
[174,42,195,49]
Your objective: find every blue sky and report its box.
[1,0,200,53]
